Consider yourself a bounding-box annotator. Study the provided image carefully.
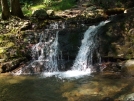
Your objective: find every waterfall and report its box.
[72,20,110,71]
[12,20,110,78]
[13,22,62,75]
[45,31,59,72]
[28,22,62,72]
[29,31,59,72]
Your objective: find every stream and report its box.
[1,20,134,101]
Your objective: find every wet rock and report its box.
[121,60,134,76]
[103,62,121,72]
[123,93,134,101]
[93,62,121,73]
[21,61,44,74]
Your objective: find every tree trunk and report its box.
[11,0,24,18]
[1,0,10,20]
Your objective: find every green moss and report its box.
[22,0,76,16]
[51,0,76,10]
[31,5,46,10]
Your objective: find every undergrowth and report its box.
[21,0,76,16]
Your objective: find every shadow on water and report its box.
[0,74,67,101]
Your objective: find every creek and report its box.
[0,74,134,101]
[1,20,134,101]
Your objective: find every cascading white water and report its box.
[30,31,59,72]
[45,31,59,71]
[12,20,110,78]
[12,23,62,75]
[72,20,110,71]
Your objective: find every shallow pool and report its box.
[0,72,134,101]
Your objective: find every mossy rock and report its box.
[32,9,48,19]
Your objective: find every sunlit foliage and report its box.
[20,0,76,16]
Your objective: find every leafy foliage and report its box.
[50,0,76,10]
[20,0,76,16]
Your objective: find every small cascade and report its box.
[45,31,59,72]
[72,20,110,71]
[30,30,60,72]
[13,22,64,75]
[29,22,65,73]
[12,20,110,78]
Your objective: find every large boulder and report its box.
[121,60,134,76]
[32,9,48,20]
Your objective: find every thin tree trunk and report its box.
[11,0,24,18]
[1,0,10,20]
